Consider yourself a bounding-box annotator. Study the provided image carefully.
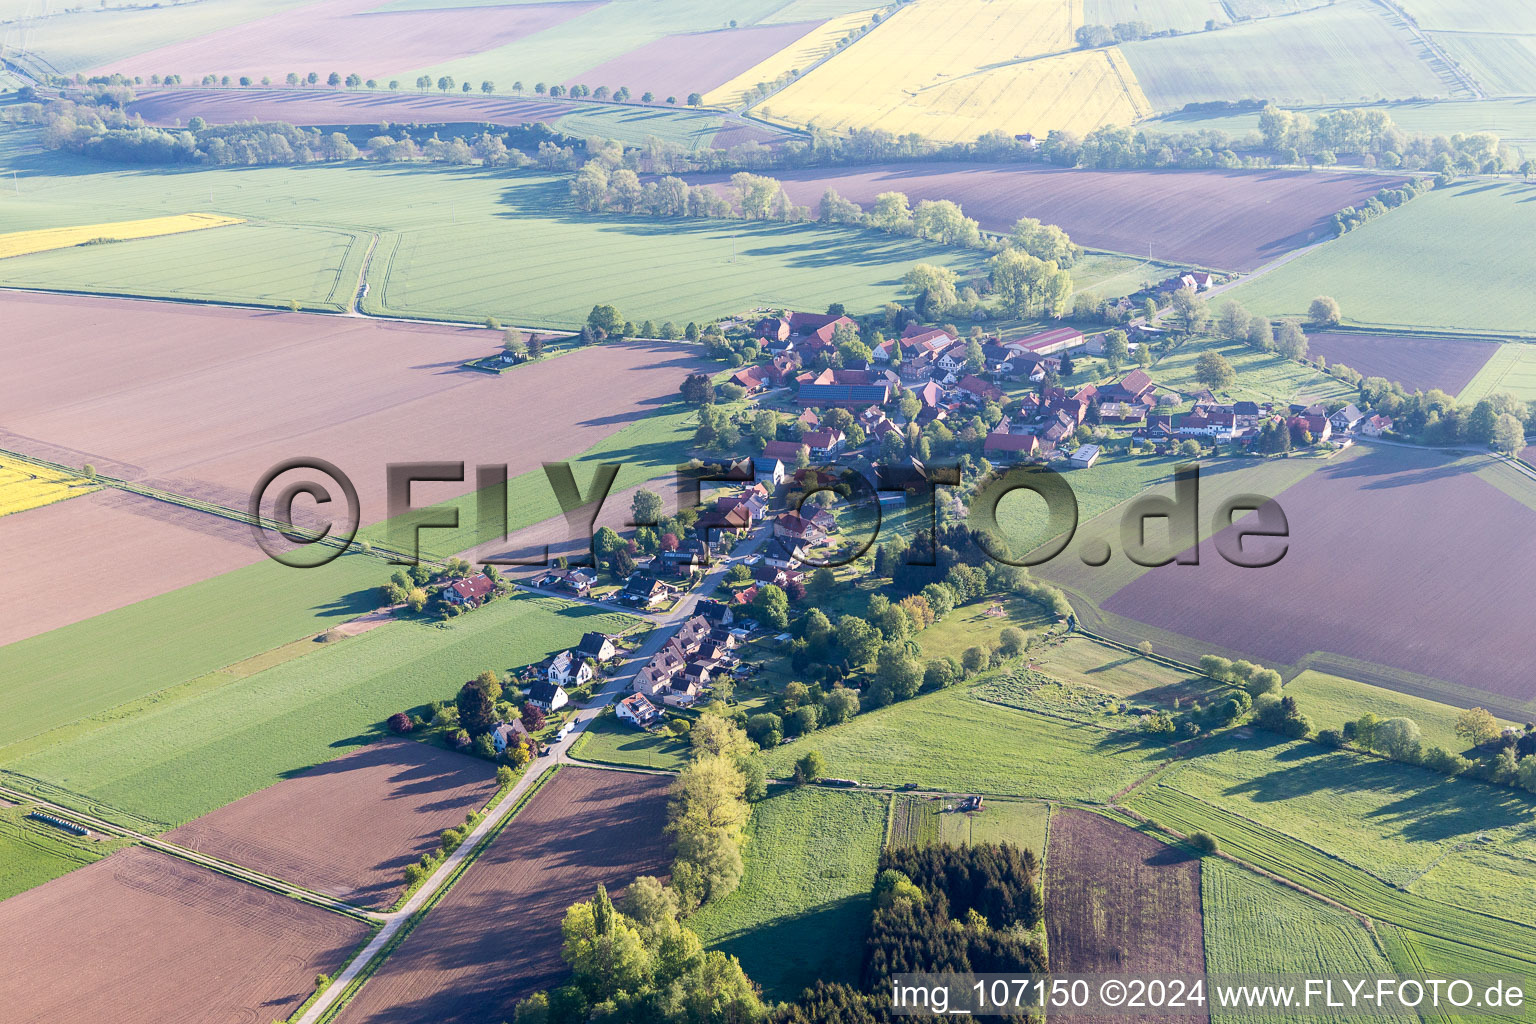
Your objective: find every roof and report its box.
[801,428,842,449]
[797,382,891,406]
[1070,443,1101,462]
[1010,327,1083,353]
[1113,369,1154,397]
[620,692,658,715]
[446,573,493,601]
[762,440,810,461]
[983,432,1040,453]
[576,631,612,657]
[527,680,564,703]
[956,375,1005,403]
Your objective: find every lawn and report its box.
[687,787,886,1002]
[0,801,132,901]
[1136,731,1536,902]
[915,593,1053,664]
[569,711,690,771]
[1120,0,1450,110]
[761,682,1164,799]
[1281,670,1509,754]
[0,592,636,831]
[1459,342,1536,403]
[1223,181,1536,338]
[1201,858,1415,1024]
[0,139,985,328]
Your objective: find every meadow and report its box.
[1458,342,1536,403]
[1282,670,1508,754]
[688,787,887,1001]
[1150,336,1357,406]
[760,682,1164,799]
[1223,181,1536,337]
[1143,97,1536,147]
[0,592,635,832]
[0,140,985,327]
[0,802,131,901]
[887,794,1050,854]
[1120,0,1452,110]
[1201,859,1415,1024]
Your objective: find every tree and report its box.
[631,488,663,525]
[961,645,989,677]
[680,373,715,406]
[1493,412,1526,456]
[1101,329,1130,371]
[745,713,783,749]
[824,686,860,725]
[437,75,454,94]
[752,583,790,630]
[903,263,959,314]
[327,71,342,87]
[875,643,923,701]
[1455,707,1502,748]
[1308,295,1342,326]
[587,303,623,335]
[1194,351,1236,390]
[794,750,826,785]
[690,713,755,760]
[998,626,1026,657]
[835,615,882,668]
[1170,287,1209,334]
[456,682,496,736]
[989,247,1072,319]
[1374,717,1423,761]
[1216,301,1252,342]
[686,92,703,106]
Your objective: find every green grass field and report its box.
[551,105,729,151]
[1128,784,1536,1006]
[1150,336,1356,407]
[688,787,887,1002]
[0,592,634,831]
[1087,0,1228,32]
[1120,0,1452,110]
[1434,33,1536,97]
[761,682,1164,799]
[1029,636,1213,700]
[1139,731,1536,906]
[0,135,986,327]
[1201,858,1415,1024]
[915,593,1053,663]
[569,711,691,771]
[1282,671,1508,753]
[0,223,368,312]
[888,793,1050,855]
[1458,342,1536,403]
[1400,0,1536,34]
[1223,182,1536,337]
[0,801,131,900]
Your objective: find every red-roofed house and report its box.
[801,428,845,458]
[983,432,1041,459]
[762,440,810,464]
[956,375,1005,405]
[442,573,494,607]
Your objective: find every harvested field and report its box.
[165,740,497,908]
[1101,446,1536,706]
[569,21,821,100]
[0,291,708,524]
[88,0,598,81]
[0,488,263,647]
[1045,808,1207,1023]
[335,766,672,1024]
[1304,331,1499,396]
[0,845,368,1022]
[696,163,1407,271]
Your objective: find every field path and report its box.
[294,518,775,1024]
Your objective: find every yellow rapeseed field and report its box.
[766,0,1152,142]
[705,8,882,107]
[0,458,100,517]
[0,212,244,260]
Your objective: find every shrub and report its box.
[386,711,414,734]
[1315,728,1345,748]
[794,750,826,785]
[1187,832,1219,855]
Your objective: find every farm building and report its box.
[1008,327,1083,357]
[1069,444,1102,469]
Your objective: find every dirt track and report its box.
[0,845,368,1023]
[166,740,499,909]
[336,765,672,1024]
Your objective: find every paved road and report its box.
[295,520,771,1024]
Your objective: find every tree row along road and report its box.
[294,518,774,1024]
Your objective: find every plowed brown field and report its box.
[1045,808,1207,1024]
[337,765,671,1024]
[166,740,498,909]
[0,845,368,1023]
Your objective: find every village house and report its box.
[576,631,617,663]
[441,572,494,607]
[616,692,662,728]
[796,368,893,409]
[1330,404,1365,433]
[526,679,569,712]
[983,431,1041,460]
[1288,412,1333,443]
[532,566,597,598]
[801,428,846,459]
[760,535,805,570]
[774,511,825,545]
[752,455,785,487]
[491,719,532,754]
[695,598,734,627]
[1096,369,1156,406]
[1361,413,1394,437]
[546,649,594,688]
[955,374,1006,407]
[622,574,680,609]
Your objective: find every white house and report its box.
[526,680,569,711]
[616,692,662,728]
[546,649,594,688]
[491,720,531,753]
